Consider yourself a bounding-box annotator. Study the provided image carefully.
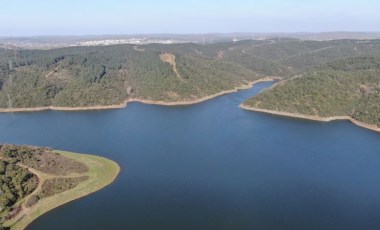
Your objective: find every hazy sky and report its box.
[0,0,379,36]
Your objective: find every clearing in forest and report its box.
[159,53,184,81]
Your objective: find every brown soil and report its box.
[217,50,224,59]
[159,53,183,81]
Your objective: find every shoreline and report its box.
[0,77,279,113]
[240,105,380,133]
[5,151,120,230]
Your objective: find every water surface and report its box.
[1,82,380,229]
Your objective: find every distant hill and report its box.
[1,32,380,49]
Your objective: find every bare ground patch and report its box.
[133,46,145,52]
[45,68,74,84]
[159,53,184,81]
[165,91,180,99]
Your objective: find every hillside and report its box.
[0,144,120,230]
[0,44,261,109]
[243,56,380,128]
[1,39,380,110]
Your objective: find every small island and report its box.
[0,144,120,230]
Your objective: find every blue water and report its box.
[1,82,380,229]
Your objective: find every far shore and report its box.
[240,105,380,133]
[0,77,280,113]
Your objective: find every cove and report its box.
[0,82,380,229]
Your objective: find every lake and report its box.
[1,82,380,229]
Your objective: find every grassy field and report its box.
[3,151,120,230]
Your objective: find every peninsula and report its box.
[0,145,120,230]
[242,56,380,132]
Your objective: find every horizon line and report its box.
[1,31,380,38]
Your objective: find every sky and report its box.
[0,0,379,36]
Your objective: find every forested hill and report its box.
[244,55,380,127]
[0,43,261,108]
[0,39,380,109]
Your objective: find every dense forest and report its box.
[1,39,379,109]
[244,55,380,127]
[0,160,36,230]
[0,43,261,108]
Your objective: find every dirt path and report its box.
[217,50,224,59]
[0,156,88,218]
[44,67,59,79]
[3,151,120,229]
[286,46,334,59]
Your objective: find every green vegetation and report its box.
[1,39,380,128]
[244,56,380,127]
[0,145,88,175]
[0,44,262,108]
[39,176,89,198]
[0,145,120,230]
[0,160,37,228]
[1,39,376,109]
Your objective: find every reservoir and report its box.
[1,82,380,229]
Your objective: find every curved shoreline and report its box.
[5,151,120,230]
[240,105,380,133]
[0,77,279,113]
